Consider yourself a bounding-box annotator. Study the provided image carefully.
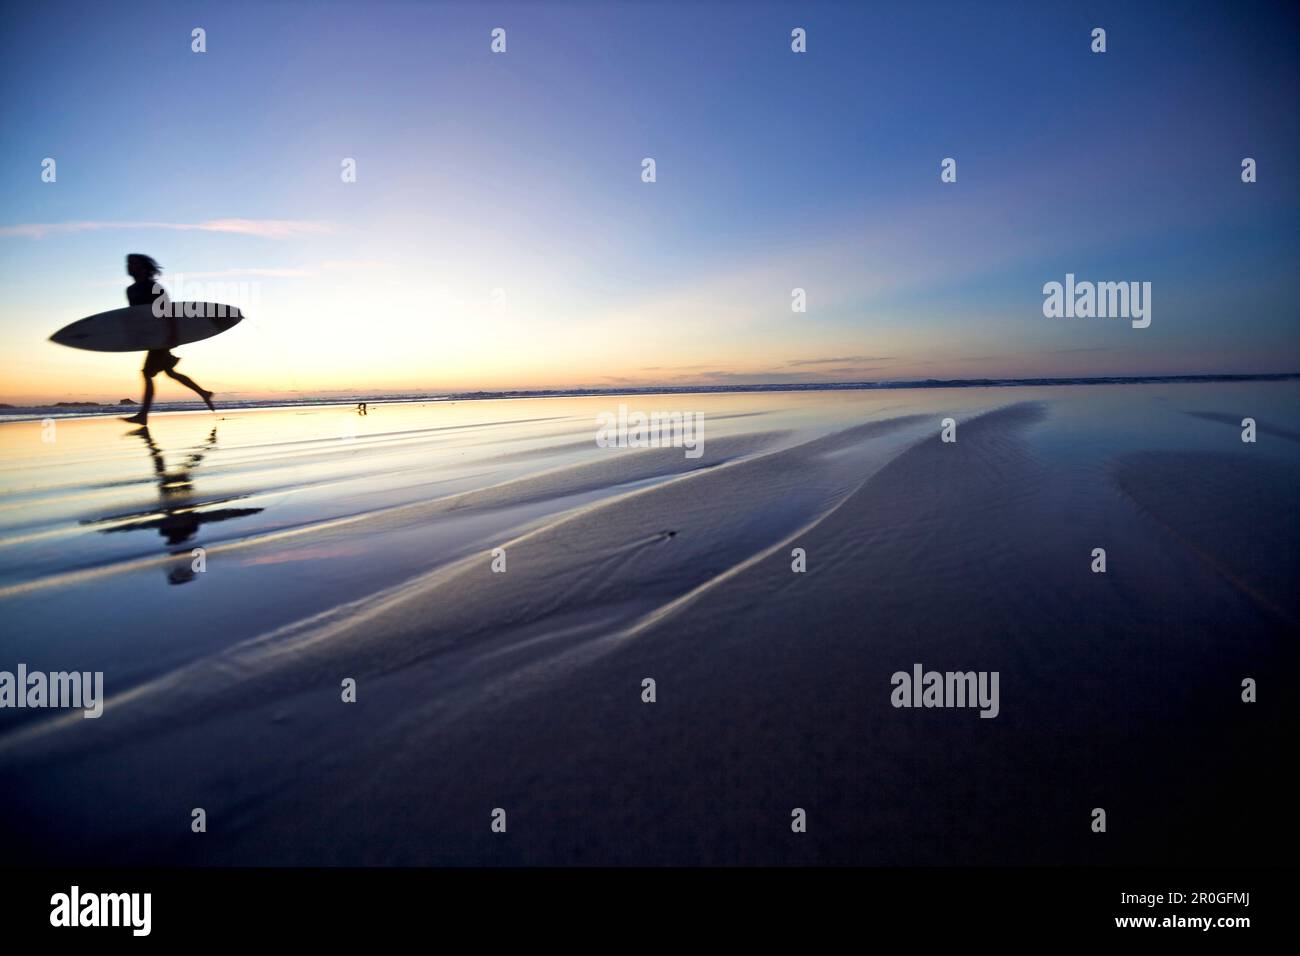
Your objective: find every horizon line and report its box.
[4,372,1297,421]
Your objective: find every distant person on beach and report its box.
[121,254,216,425]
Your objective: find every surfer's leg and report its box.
[165,368,217,412]
[124,373,153,425]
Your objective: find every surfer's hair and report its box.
[126,253,161,278]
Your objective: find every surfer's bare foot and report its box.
[122,413,148,425]
[200,390,216,413]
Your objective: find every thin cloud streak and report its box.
[0,219,334,239]
[87,260,394,286]
[786,355,896,366]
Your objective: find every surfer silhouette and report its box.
[121,254,216,425]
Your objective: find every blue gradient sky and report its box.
[2,0,1297,402]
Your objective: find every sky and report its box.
[1,0,1297,404]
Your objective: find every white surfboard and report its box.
[50,303,243,352]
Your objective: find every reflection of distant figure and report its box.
[84,425,262,585]
[121,254,217,426]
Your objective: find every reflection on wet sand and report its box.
[82,426,263,584]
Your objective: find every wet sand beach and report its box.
[0,382,1295,865]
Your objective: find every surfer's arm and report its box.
[160,291,178,348]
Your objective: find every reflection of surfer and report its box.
[87,426,263,585]
[121,254,216,426]
[137,426,219,550]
